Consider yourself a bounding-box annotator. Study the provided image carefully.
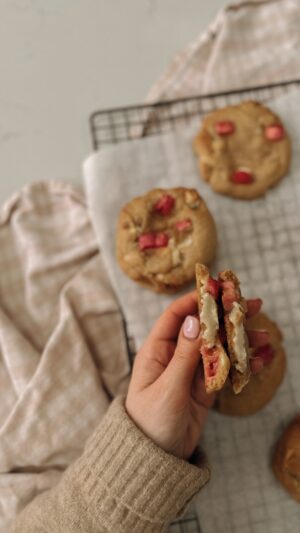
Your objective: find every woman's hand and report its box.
[126,292,269,460]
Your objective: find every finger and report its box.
[132,338,176,390]
[247,329,270,348]
[246,298,262,317]
[253,344,274,364]
[132,292,199,391]
[250,357,264,374]
[149,291,198,342]
[192,363,216,409]
[161,315,201,391]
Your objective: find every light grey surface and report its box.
[0,0,227,204]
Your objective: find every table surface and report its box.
[0,0,227,204]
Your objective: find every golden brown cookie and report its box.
[116,188,217,293]
[216,312,286,416]
[195,264,230,393]
[194,101,291,199]
[273,415,300,503]
[219,270,251,394]
[196,265,251,394]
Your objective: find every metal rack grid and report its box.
[90,79,300,150]
[89,78,300,533]
[169,510,201,533]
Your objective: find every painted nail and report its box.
[183,315,200,339]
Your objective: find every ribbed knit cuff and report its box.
[77,396,210,530]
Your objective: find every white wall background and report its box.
[0,0,227,203]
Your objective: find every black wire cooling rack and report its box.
[89,78,300,533]
[90,79,300,151]
[169,510,202,533]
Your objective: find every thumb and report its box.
[162,315,202,391]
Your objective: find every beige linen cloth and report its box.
[0,181,129,531]
[147,0,300,102]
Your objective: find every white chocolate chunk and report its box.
[178,235,193,248]
[124,251,141,266]
[200,293,219,347]
[168,237,182,266]
[172,247,181,267]
[128,226,138,237]
[229,302,247,372]
[238,166,252,174]
[185,190,200,208]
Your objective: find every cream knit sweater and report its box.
[10,397,210,532]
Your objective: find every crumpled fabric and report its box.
[0,181,130,531]
[147,0,300,102]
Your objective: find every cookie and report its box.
[196,264,251,394]
[194,101,291,199]
[216,312,286,416]
[195,264,230,393]
[116,188,217,293]
[273,415,300,503]
[219,270,251,394]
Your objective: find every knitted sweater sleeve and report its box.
[10,396,210,533]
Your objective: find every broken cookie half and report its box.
[195,263,251,394]
[195,264,230,393]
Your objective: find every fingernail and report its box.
[183,315,200,339]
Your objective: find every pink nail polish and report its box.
[183,315,200,339]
